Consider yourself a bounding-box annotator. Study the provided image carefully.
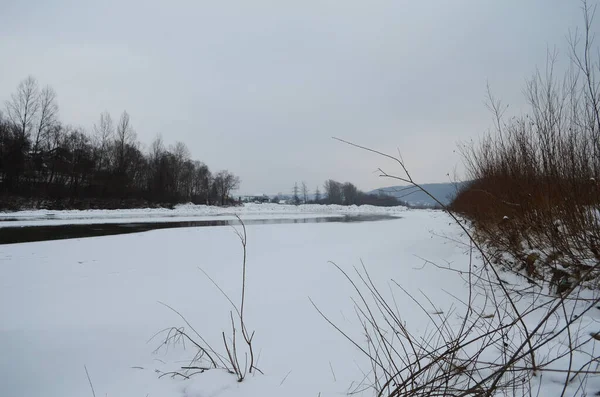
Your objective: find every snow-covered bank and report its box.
[1,209,598,397]
[0,203,410,227]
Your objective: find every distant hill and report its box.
[370,182,467,207]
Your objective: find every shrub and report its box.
[451,2,600,287]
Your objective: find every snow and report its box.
[1,207,598,396]
[0,203,409,227]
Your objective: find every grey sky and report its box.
[0,0,588,195]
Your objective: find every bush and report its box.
[451,4,600,288]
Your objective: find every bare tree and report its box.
[172,141,191,193]
[5,76,39,140]
[213,170,240,205]
[301,181,309,204]
[323,179,342,204]
[115,110,135,174]
[33,86,58,155]
[342,182,359,205]
[149,134,164,161]
[45,123,65,186]
[192,161,211,204]
[93,111,114,171]
[314,186,321,203]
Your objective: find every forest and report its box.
[0,76,240,209]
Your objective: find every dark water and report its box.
[0,215,397,245]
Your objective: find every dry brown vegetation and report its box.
[452,1,600,289]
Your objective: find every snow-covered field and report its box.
[1,206,598,396]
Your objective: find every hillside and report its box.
[370,182,467,207]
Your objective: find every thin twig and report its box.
[84,365,96,397]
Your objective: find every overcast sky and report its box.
[0,0,590,195]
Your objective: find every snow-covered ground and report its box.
[1,207,598,397]
[0,203,408,227]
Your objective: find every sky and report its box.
[0,0,591,195]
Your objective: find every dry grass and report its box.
[152,215,260,382]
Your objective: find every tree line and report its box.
[0,76,240,209]
[281,179,402,206]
